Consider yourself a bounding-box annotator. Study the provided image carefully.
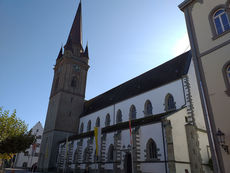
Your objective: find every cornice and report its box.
[178,0,195,11]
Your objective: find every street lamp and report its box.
[216,128,229,154]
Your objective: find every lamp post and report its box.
[216,128,229,154]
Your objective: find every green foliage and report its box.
[0,133,35,156]
[0,107,33,159]
[0,107,27,142]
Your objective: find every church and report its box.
[37,1,214,173]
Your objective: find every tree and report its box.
[0,107,35,160]
[0,133,35,159]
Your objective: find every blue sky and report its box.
[0,0,189,129]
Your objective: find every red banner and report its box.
[129,120,132,145]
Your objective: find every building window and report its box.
[108,144,114,161]
[71,76,77,87]
[226,65,230,82]
[146,138,157,160]
[116,110,122,123]
[213,9,230,35]
[87,120,91,132]
[22,162,27,168]
[73,149,78,164]
[94,150,99,162]
[165,94,176,111]
[222,62,230,96]
[144,100,152,116]
[36,135,42,139]
[96,117,100,127]
[83,147,90,162]
[129,105,136,120]
[105,114,110,126]
[24,151,29,156]
[80,123,84,133]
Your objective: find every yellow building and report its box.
[179,0,230,172]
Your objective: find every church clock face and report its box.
[73,64,80,72]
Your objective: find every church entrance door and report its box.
[124,152,132,173]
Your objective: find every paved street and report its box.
[4,168,39,173]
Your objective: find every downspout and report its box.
[161,121,168,173]
[181,77,187,108]
[184,8,221,173]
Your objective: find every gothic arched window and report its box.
[165,94,176,111]
[129,105,136,120]
[146,138,157,160]
[73,149,78,164]
[80,123,84,133]
[213,9,230,35]
[144,100,152,116]
[83,147,90,162]
[116,110,122,123]
[94,150,99,162]
[96,117,100,127]
[71,76,77,87]
[108,144,114,161]
[87,120,91,132]
[105,114,110,126]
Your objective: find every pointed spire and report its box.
[83,42,88,57]
[65,1,82,50]
[57,47,63,59]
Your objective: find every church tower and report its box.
[38,2,89,171]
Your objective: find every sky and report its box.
[0,0,190,129]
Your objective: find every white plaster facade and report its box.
[14,122,43,168]
[56,57,212,173]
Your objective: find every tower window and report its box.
[144,100,152,116]
[146,138,157,160]
[213,9,230,35]
[116,110,122,124]
[105,114,110,126]
[71,76,77,87]
[129,105,136,120]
